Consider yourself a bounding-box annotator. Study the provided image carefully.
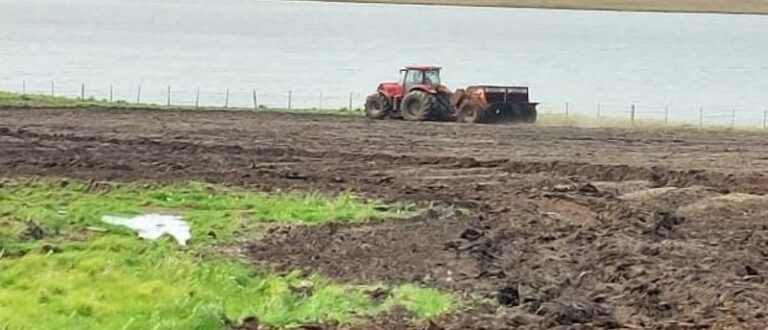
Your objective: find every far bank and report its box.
[308,0,768,15]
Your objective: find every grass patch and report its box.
[1,237,367,329]
[0,91,151,109]
[0,91,362,116]
[0,179,407,248]
[0,237,452,329]
[0,178,451,329]
[389,284,454,319]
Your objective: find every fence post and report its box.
[195,88,200,108]
[764,110,767,129]
[224,89,230,108]
[699,107,703,129]
[630,104,636,126]
[166,85,171,107]
[50,81,55,96]
[565,102,570,123]
[22,80,25,95]
[109,85,114,102]
[665,105,669,126]
[596,103,601,119]
[731,109,736,129]
[252,90,258,110]
[136,84,142,103]
[81,83,85,99]
[288,90,292,110]
[349,92,353,111]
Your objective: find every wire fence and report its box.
[5,80,768,130]
[3,80,366,111]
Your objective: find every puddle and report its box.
[101,214,191,246]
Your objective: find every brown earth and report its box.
[1,108,768,329]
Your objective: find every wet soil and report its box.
[2,108,768,329]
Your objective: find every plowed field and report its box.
[2,108,767,329]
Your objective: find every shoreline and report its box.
[305,0,768,15]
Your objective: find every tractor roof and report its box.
[405,65,441,71]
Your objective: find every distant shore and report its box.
[309,0,768,15]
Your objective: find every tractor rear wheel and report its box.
[401,90,436,121]
[435,93,453,120]
[457,100,485,123]
[364,93,390,119]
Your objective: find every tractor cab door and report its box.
[402,69,424,93]
[424,70,440,87]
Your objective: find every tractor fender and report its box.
[436,85,452,95]
[407,86,436,94]
[407,84,452,95]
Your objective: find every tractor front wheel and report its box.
[401,90,436,121]
[364,93,391,119]
[457,100,485,123]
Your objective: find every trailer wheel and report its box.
[401,90,435,121]
[364,93,391,119]
[457,100,484,123]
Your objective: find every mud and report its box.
[1,108,767,329]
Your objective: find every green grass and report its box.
[0,178,452,329]
[0,91,153,109]
[0,91,362,115]
[0,179,407,249]
[387,284,454,319]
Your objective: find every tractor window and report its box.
[405,70,424,84]
[424,70,440,86]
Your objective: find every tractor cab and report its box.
[376,66,446,100]
[400,66,442,91]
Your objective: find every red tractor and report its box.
[364,65,453,121]
[365,66,538,124]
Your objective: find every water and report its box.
[1,0,767,124]
[102,214,191,246]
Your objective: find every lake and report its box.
[1,0,767,124]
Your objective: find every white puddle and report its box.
[101,214,191,246]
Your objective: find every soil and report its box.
[2,108,768,329]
